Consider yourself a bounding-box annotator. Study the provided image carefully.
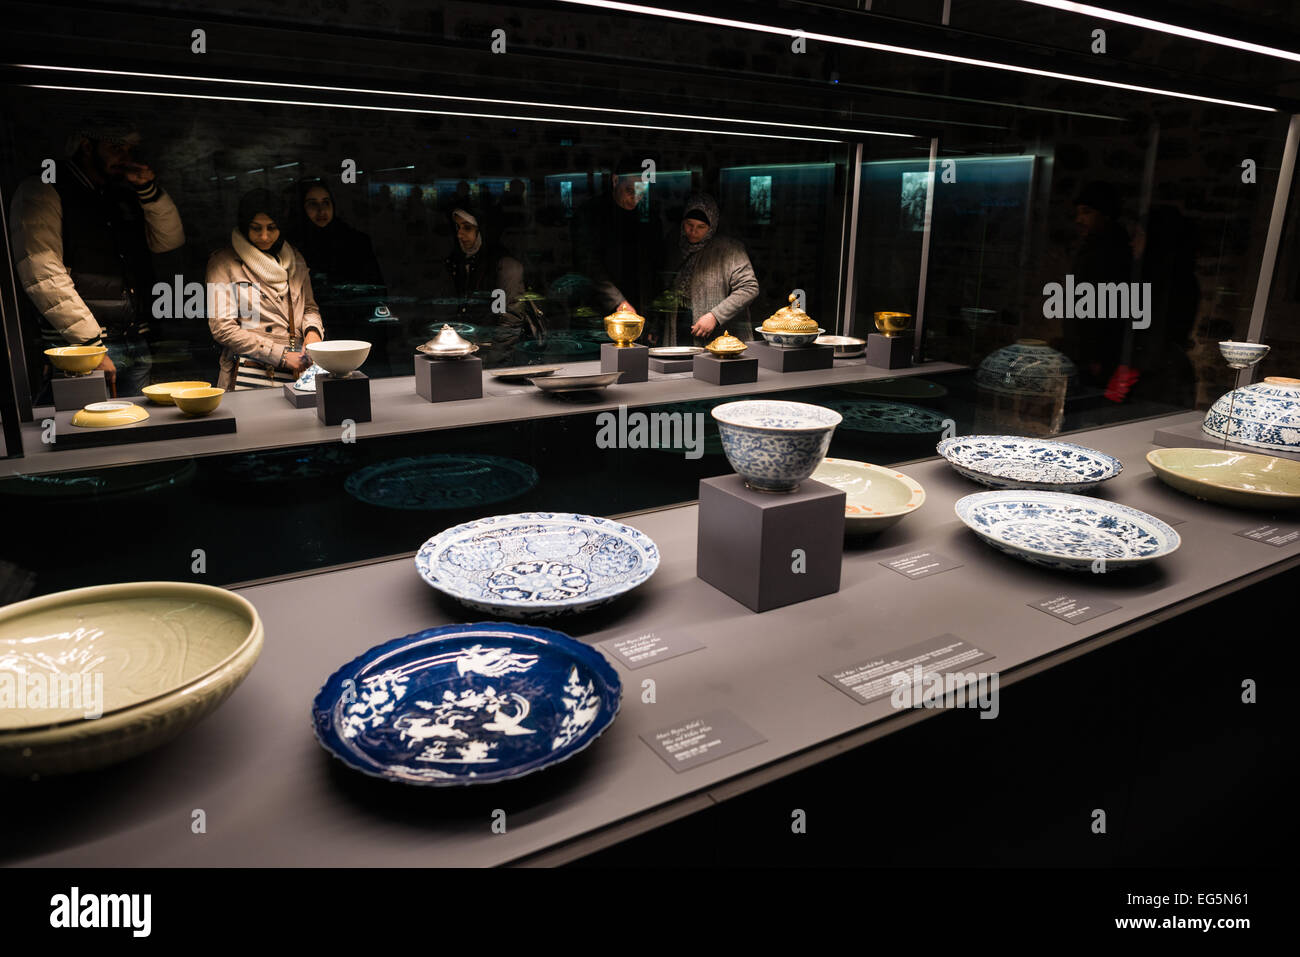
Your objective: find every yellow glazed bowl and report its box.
[874,312,914,337]
[173,387,225,416]
[0,581,264,776]
[70,401,149,428]
[45,345,107,375]
[143,381,211,405]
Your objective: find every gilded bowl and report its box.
[45,345,107,375]
[874,312,913,338]
[604,308,645,347]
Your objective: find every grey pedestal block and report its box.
[415,355,483,402]
[866,334,912,369]
[601,343,649,383]
[649,357,696,374]
[317,372,372,425]
[52,372,108,411]
[693,354,758,385]
[696,474,845,612]
[49,406,237,450]
[282,383,316,408]
[750,342,835,373]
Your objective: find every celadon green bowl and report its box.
[0,582,263,776]
[1146,448,1300,510]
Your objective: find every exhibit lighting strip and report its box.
[11,65,919,141]
[1014,0,1300,63]
[554,0,1278,112]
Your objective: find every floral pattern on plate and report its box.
[936,435,1122,492]
[345,454,538,511]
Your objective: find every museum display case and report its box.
[0,0,1296,872]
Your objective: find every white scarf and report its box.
[231,228,294,299]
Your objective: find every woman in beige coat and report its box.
[207,189,324,390]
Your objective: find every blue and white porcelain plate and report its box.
[954,490,1180,571]
[821,399,947,435]
[415,512,660,618]
[346,455,538,511]
[312,622,622,786]
[293,363,324,392]
[937,435,1123,492]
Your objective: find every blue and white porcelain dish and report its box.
[821,399,947,435]
[1218,341,1270,370]
[756,327,825,348]
[293,363,324,392]
[711,399,841,492]
[1202,377,1300,452]
[976,339,1076,396]
[345,455,538,511]
[415,512,660,618]
[312,622,622,786]
[936,435,1123,492]
[954,490,1180,572]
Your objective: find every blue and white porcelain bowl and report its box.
[711,399,842,492]
[757,327,825,348]
[415,512,659,618]
[1203,377,1300,452]
[976,339,1076,396]
[1218,341,1270,370]
[312,622,621,786]
[954,490,1180,572]
[293,363,324,392]
[937,435,1123,492]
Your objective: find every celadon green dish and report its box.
[0,582,263,776]
[811,457,926,533]
[1146,448,1300,510]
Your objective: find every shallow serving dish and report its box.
[937,435,1123,492]
[814,335,866,358]
[415,512,660,618]
[70,400,149,428]
[312,621,621,787]
[45,345,107,375]
[173,387,225,416]
[712,399,842,492]
[0,581,263,776]
[142,381,211,405]
[1146,448,1300,510]
[811,457,925,533]
[490,365,563,381]
[954,490,1180,572]
[530,371,622,393]
[306,339,372,377]
[647,346,705,358]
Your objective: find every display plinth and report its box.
[696,474,845,612]
[316,372,372,425]
[1152,418,1300,462]
[693,354,758,385]
[649,357,695,374]
[415,355,483,403]
[866,334,912,369]
[52,371,108,411]
[749,342,835,373]
[283,383,316,408]
[48,406,236,451]
[601,343,649,383]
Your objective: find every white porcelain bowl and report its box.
[306,340,372,377]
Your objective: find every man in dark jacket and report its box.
[9,119,185,398]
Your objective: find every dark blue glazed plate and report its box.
[345,454,538,511]
[312,622,622,786]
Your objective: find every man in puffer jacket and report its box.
[8,119,185,398]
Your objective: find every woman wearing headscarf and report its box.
[289,179,385,296]
[207,189,323,390]
[443,204,539,365]
[663,192,758,346]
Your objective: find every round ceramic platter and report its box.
[811,458,925,533]
[954,490,1180,572]
[70,401,149,428]
[937,435,1123,492]
[821,399,946,434]
[490,365,563,381]
[0,460,197,499]
[293,364,324,392]
[345,454,538,510]
[1146,448,1300,510]
[0,582,263,776]
[814,335,866,357]
[647,346,705,358]
[835,378,947,400]
[216,444,358,484]
[530,371,622,393]
[311,622,621,787]
[415,512,660,618]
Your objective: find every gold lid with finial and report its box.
[604,306,645,347]
[761,293,818,333]
[705,331,748,358]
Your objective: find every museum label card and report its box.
[879,550,963,580]
[1030,594,1121,625]
[600,630,704,670]
[642,710,766,772]
[820,634,993,705]
[1235,523,1300,547]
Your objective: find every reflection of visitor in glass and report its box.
[662,193,758,346]
[443,206,536,366]
[1065,181,1131,392]
[570,155,664,318]
[289,179,385,300]
[8,119,185,398]
[207,189,323,390]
